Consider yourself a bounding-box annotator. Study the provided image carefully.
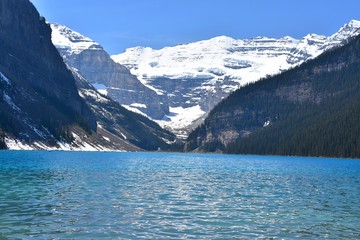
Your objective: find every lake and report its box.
[0,151,359,239]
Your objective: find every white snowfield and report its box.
[112,36,298,91]
[112,20,360,90]
[157,106,206,139]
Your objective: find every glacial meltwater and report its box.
[0,151,359,239]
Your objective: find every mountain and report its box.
[50,20,360,139]
[112,20,360,137]
[72,67,176,151]
[0,0,96,150]
[0,0,175,151]
[51,24,169,120]
[185,34,360,158]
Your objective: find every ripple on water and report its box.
[0,151,359,239]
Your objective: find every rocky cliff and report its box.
[51,24,169,120]
[0,0,99,149]
[0,0,96,130]
[0,0,175,151]
[72,67,176,151]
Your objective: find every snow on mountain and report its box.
[156,105,206,139]
[51,23,102,54]
[331,19,360,42]
[0,71,11,85]
[112,35,298,93]
[112,36,300,136]
[111,20,360,137]
[51,20,360,139]
[287,20,360,64]
[286,34,328,64]
[51,23,170,120]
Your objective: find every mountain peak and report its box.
[347,19,360,28]
[209,35,235,42]
[281,36,298,42]
[330,19,360,40]
[51,23,102,54]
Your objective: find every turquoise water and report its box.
[0,151,359,239]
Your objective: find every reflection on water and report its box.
[0,151,359,239]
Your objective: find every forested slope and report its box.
[186,35,360,158]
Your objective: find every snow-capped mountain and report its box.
[51,24,169,120]
[111,20,360,137]
[185,31,360,156]
[51,20,360,139]
[287,20,360,64]
[51,23,102,54]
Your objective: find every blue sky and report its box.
[30,0,360,54]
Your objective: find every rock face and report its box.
[51,24,168,120]
[71,68,176,151]
[0,0,98,149]
[0,0,175,151]
[113,20,360,137]
[0,1,97,129]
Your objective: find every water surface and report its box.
[0,151,359,239]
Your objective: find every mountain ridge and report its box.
[51,20,360,139]
[185,33,360,158]
[112,20,360,137]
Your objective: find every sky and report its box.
[30,0,360,55]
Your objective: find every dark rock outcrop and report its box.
[0,0,96,131]
[72,68,176,151]
[0,0,175,151]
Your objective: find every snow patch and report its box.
[0,71,11,85]
[4,133,126,152]
[120,132,127,140]
[80,89,109,103]
[97,89,108,95]
[130,103,147,109]
[156,105,206,138]
[122,105,148,116]
[263,120,270,127]
[92,82,108,96]
[3,92,20,112]
[32,126,49,139]
[5,138,33,150]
